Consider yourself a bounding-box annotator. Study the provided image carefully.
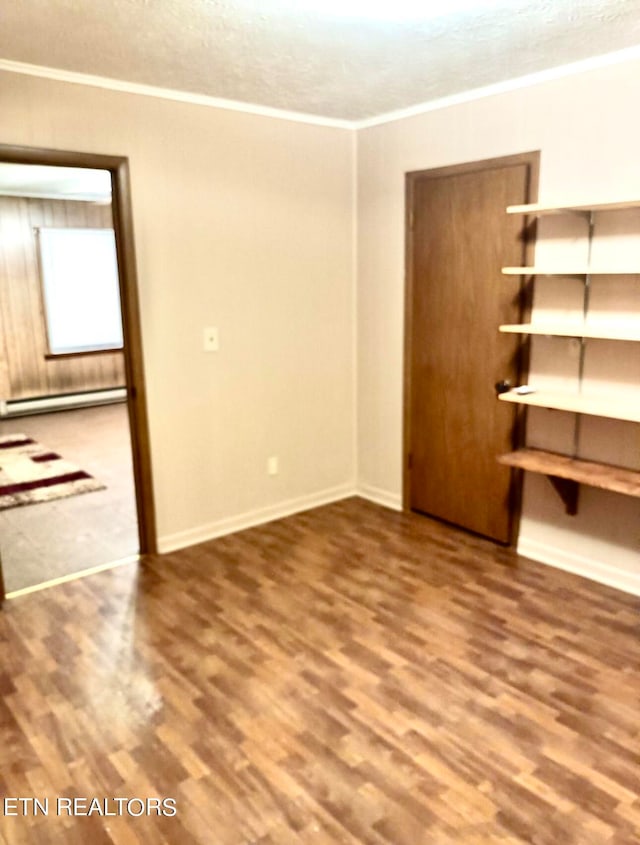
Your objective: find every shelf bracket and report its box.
[547,475,579,516]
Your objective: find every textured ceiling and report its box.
[1,0,640,120]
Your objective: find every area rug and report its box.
[0,434,105,510]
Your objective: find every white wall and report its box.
[0,72,356,551]
[357,58,640,592]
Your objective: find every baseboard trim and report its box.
[356,483,402,511]
[517,537,640,597]
[5,554,139,600]
[157,483,357,554]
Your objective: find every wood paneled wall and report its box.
[0,196,125,401]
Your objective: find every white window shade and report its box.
[38,227,124,354]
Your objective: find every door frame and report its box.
[403,151,540,542]
[0,144,157,602]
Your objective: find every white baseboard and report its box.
[158,483,357,554]
[517,537,640,597]
[356,483,402,511]
[5,554,139,600]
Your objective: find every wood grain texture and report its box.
[406,156,535,543]
[0,196,125,401]
[110,158,157,555]
[1,497,639,844]
[499,448,640,497]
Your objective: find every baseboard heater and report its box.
[0,387,127,418]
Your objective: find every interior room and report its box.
[0,164,139,593]
[0,1,639,843]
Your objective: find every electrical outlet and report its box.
[203,326,219,352]
[267,456,278,476]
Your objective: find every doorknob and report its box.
[495,380,511,396]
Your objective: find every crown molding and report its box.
[353,43,640,130]
[0,59,354,130]
[3,43,640,133]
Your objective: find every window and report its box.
[38,227,124,355]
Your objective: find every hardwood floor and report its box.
[1,497,638,844]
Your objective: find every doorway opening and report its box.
[0,146,156,601]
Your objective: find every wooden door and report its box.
[405,154,538,543]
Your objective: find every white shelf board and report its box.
[499,323,640,342]
[502,266,640,276]
[507,199,640,216]
[498,390,640,423]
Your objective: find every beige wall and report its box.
[2,58,638,590]
[357,58,640,589]
[0,72,355,548]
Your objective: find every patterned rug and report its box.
[0,434,105,510]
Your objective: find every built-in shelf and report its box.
[502,266,640,276]
[507,199,640,216]
[498,448,640,514]
[499,323,640,342]
[497,196,640,516]
[498,390,640,424]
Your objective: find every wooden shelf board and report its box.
[502,266,640,276]
[507,200,640,216]
[498,390,640,423]
[498,448,640,498]
[499,323,640,342]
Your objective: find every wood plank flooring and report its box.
[1,497,639,844]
